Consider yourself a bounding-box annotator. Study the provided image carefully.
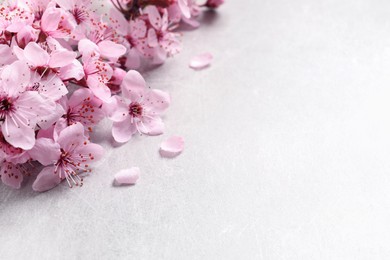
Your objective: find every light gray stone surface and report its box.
[2,0,390,259]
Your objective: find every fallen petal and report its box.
[114,167,140,185]
[160,136,185,158]
[189,52,213,70]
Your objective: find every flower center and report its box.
[0,97,14,121]
[129,102,143,118]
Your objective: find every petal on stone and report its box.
[160,136,185,158]
[114,167,140,185]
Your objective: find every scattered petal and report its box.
[189,52,213,70]
[114,167,140,185]
[160,136,185,158]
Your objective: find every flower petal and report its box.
[1,163,23,189]
[143,89,170,115]
[178,0,191,18]
[24,42,50,67]
[112,117,137,143]
[114,167,140,185]
[147,29,158,48]
[29,138,61,166]
[49,50,77,68]
[121,70,146,101]
[144,6,162,29]
[59,60,85,81]
[32,166,62,192]
[0,60,30,96]
[87,77,112,103]
[97,41,126,60]
[104,96,129,122]
[41,8,61,33]
[189,52,213,70]
[139,116,164,136]
[57,122,86,150]
[2,119,35,150]
[160,136,185,158]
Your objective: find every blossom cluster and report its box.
[0,0,223,191]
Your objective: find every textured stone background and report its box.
[2,0,390,259]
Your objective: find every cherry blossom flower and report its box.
[143,6,181,63]
[109,8,148,68]
[0,61,55,150]
[59,88,105,132]
[0,0,224,191]
[30,123,104,190]
[106,70,170,143]
[39,3,75,39]
[0,132,30,189]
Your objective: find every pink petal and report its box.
[49,50,77,68]
[97,41,126,60]
[147,29,158,48]
[189,52,213,70]
[121,70,147,101]
[139,117,165,136]
[178,0,191,18]
[32,166,62,192]
[0,61,30,96]
[112,117,137,143]
[29,138,61,166]
[32,74,68,101]
[0,44,16,67]
[125,48,141,69]
[78,39,99,56]
[57,123,86,150]
[2,119,35,150]
[38,103,65,129]
[87,78,112,103]
[160,136,185,158]
[41,8,61,33]
[144,6,162,30]
[109,8,128,35]
[59,60,85,81]
[1,163,23,189]
[143,89,170,115]
[114,167,140,185]
[105,96,130,122]
[183,17,200,28]
[24,42,50,67]
[41,8,61,32]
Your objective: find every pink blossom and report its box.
[30,123,104,190]
[39,3,75,39]
[60,88,105,132]
[0,131,30,189]
[109,8,148,69]
[143,6,181,63]
[78,39,114,102]
[0,0,224,191]
[106,70,170,143]
[0,61,55,149]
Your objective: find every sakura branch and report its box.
[0,0,224,191]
